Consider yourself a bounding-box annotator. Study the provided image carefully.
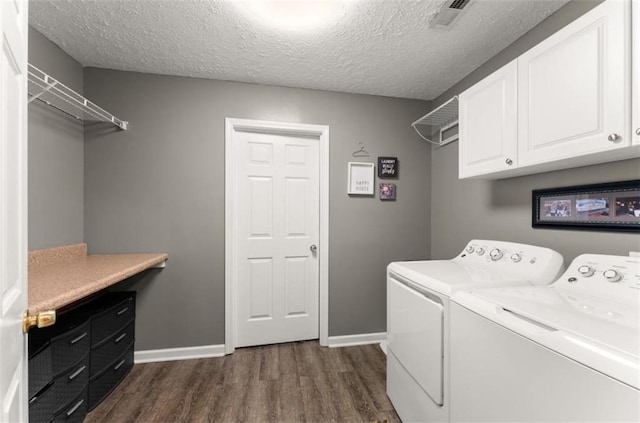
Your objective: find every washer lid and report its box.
[387,260,528,297]
[454,286,640,389]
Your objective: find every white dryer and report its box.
[386,240,564,423]
[450,254,640,422]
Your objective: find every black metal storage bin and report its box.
[28,290,137,422]
[50,320,91,376]
[88,343,134,411]
[91,292,136,343]
[31,312,91,378]
[90,320,135,374]
[28,336,52,399]
[29,382,55,423]
[52,389,88,423]
[52,352,89,410]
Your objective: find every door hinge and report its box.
[22,310,56,333]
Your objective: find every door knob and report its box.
[608,133,621,142]
[310,244,317,253]
[505,158,513,166]
[636,128,640,136]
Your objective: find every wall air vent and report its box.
[430,0,472,28]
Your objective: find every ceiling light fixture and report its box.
[237,0,349,31]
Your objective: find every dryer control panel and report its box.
[555,254,640,303]
[456,240,564,286]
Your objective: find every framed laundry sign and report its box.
[347,162,375,195]
[378,157,398,178]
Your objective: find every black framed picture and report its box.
[377,157,398,178]
[532,180,640,232]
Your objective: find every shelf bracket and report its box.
[27,63,129,131]
[412,96,459,146]
[28,77,58,104]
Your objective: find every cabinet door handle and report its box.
[66,399,84,417]
[505,158,513,166]
[116,307,129,316]
[114,359,126,371]
[68,365,86,381]
[636,128,640,136]
[69,332,87,345]
[608,133,621,142]
[115,332,127,343]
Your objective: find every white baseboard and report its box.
[327,332,387,348]
[134,344,226,364]
[133,335,387,362]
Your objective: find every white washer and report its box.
[386,240,564,423]
[450,254,640,422]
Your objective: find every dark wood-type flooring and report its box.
[85,341,400,423]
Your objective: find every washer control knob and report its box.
[577,265,595,277]
[489,249,503,261]
[603,269,622,283]
[510,253,522,263]
[466,246,475,254]
[476,247,485,256]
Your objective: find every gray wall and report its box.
[28,28,84,249]
[83,69,431,349]
[430,0,640,261]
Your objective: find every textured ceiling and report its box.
[29,0,570,101]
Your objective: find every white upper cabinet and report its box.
[518,0,630,166]
[459,61,517,178]
[634,0,639,145]
[458,0,636,179]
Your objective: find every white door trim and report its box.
[225,118,329,354]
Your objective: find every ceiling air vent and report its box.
[430,0,472,28]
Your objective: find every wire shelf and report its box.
[412,96,458,146]
[28,64,128,130]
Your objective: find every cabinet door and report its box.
[633,0,639,145]
[518,0,631,166]
[459,60,517,179]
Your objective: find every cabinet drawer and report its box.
[88,344,134,411]
[53,353,89,410]
[29,382,55,423]
[28,339,52,399]
[52,390,88,423]
[90,320,135,375]
[92,293,135,344]
[50,320,90,376]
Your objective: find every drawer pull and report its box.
[116,307,129,316]
[66,399,84,417]
[115,332,127,343]
[69,332,88,345]
[68,365,86,381]
[114,359,126,371]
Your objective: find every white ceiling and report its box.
[29,0,570,101]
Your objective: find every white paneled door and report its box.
[1,0,29,421]
[229,122,321,348]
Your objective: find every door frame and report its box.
[225,118,329,354]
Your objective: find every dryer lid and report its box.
[387,260,528,297]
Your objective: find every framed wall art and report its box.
[379,183,396,201]
[532,180,640,232]
[377,157,398,178]
[347,162,375,195]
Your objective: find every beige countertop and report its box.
[29,243,167,315]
